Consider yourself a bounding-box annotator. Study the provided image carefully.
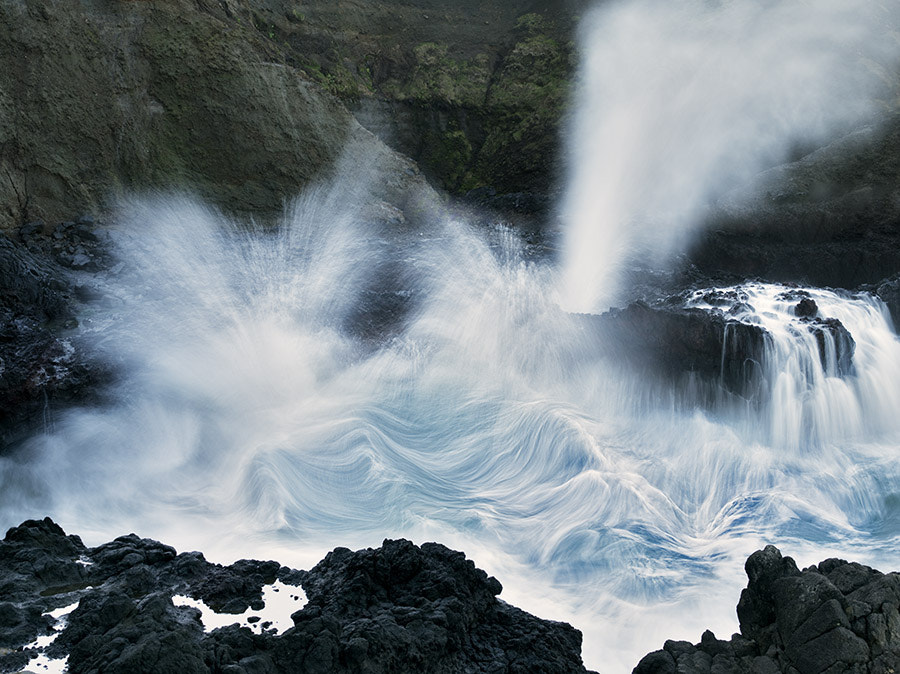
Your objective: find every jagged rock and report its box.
[0,519,596,674]
[794,298,818,318]
[0,230,109,447]
[634,546,900,674]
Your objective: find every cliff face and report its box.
[691,115,900,289]
[213,0,586,196]
[5,0,896,242]
[0,0,437,231]
[0,0,588,232]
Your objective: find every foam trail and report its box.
[560,0,900,312]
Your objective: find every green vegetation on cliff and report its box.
[230,1,584,195]
[0,0,442,231]
[0,0,585,229]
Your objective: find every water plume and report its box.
[560,0,900,312]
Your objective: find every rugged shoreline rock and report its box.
[0,224,112,447]
[0,518,596,674]
[578,287,858,404]
[634,546,900,674]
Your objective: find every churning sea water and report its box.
[3,1,900,670]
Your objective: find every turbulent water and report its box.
[4,188,900,669]
[4,1,900,672]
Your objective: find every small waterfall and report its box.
[684,283,900,450]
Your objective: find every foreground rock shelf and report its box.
[4,519,900,673]
[0,518,594,673]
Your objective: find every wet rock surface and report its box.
[0,518,595,674]
[634,545,900,674]
[580,282,862,403]
[0,223,110,447]
[585,300,768,399]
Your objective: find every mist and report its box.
[559,0,900,313]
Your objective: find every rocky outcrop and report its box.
[580,284,861,405]
[0,0,436,232]
[584,301,768,399]
[0,518,595,674]
[634,545,900,674]
[0,225,109,446]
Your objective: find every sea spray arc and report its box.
[559,0,899,313]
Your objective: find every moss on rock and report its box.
[0,0,416,230]
[226,1,585,194]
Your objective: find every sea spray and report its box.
[559,0,900,313]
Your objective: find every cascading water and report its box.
[3,2,900,672]
[685,284,900,452]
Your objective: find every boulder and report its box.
[634,546,900,674]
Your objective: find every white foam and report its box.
[20,652,68,674]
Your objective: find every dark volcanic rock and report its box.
[794,297,818,318]
[862,274,900,329]
[689,118,900,290]
[0,236,86,444]
[0,223,113,448]
[0,519,595,674]
[634,545,900,674]
[580,283,861,404]
[583,301,768,400]
[801,316,856,377]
